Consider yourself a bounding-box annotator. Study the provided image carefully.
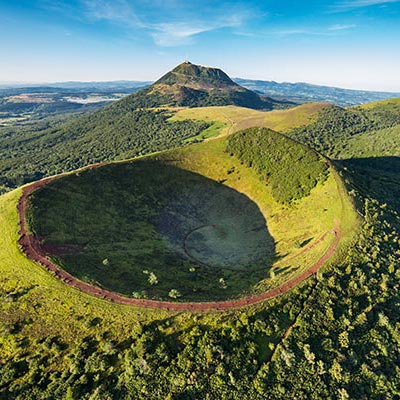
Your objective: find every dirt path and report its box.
[17,176,341,312]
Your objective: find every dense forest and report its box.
[287,101,400,157]
[0,108,209,193]
[226,127,328,203]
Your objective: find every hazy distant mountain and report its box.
[234,78,400,106]
[0,68,400,109]
[0,81,151,94]
[0,63,293,110]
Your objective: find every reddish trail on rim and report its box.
[17,176,341,312]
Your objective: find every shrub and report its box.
[168,289,181,299]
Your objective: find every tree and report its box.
[168,289,181,299]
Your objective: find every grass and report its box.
[26,131,358,303]
[0,189,165,346]
[183,121,225,142]
[169,102,330,137]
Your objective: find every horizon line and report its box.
[1,78,400,94]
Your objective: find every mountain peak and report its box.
[120,62,289,110]
[155,62,235,88]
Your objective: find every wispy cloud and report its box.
[150,16,243,46]
[328,24,357,30]
[81,0,145,27]
[271,28,311,36]
[64,0,250,46]
[270,24,357,37]
[38,0,75,14]
[331,0,400,12]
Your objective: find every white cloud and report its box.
[38,0,75,14]
[39,0,251,47]
[328,24,357,30]
[150,17,243,47]
[81,0,144,27]
[270,24,357,37]
[150,23,210,47]
[272,29,310,36]
[331,0,400,12]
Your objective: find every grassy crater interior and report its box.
[27,130,353,301]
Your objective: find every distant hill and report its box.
[0,63,289,111]
[0,81,151,94]
[116,62,290,110]
[3,63,294,123]
[4,73,400,108]
[234,78,400,106]
[0,82,150,123]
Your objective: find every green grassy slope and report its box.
[171,102,330,136]
[3,130,399,399]
[357,97,400,110]
[0,186,321,398]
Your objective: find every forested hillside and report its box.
[0,108,209,193]
[269,100,400,397]
[287,99,400,157]
[226,128,328,203]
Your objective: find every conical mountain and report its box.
[119,62,286,110]
[155,62,238,87]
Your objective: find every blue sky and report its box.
[0,0,399,90]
